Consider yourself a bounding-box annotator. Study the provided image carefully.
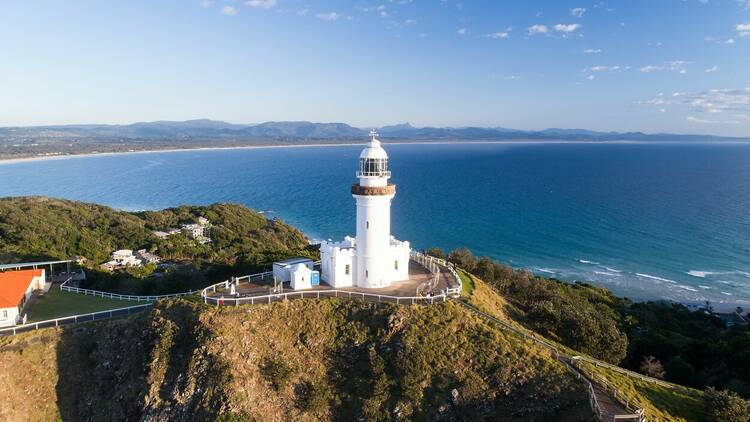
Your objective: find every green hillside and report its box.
[0,299,592,421]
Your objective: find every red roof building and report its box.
[0,269,46,327]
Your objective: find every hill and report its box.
[0,298,592,421]
[0,197,314,294]
[2,120,748,160]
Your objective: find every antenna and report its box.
[369,129,378,141]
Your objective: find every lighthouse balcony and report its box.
[356,170,391,178]
[351,184,396,196]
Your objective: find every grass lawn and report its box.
[27,287,152,322]
[458,269,475,297]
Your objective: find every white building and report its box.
[0,269,46,327]
[272,258,319,290]
[100,249,160,271]
[182,218,211,244]
[320,131,410,289]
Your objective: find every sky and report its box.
[1,0,749,136]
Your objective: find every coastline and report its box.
[2,142,748,313]
[2,139,748,166]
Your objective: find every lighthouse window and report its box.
[345,265,350,275]
[366,270,369,278]
[394,260,399,270]
[366,221,369,229]
[359,158,388,176]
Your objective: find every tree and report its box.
[705,387,750,422]
[447,247,477,272]
[424,247,446,260]
[640,355,665,379]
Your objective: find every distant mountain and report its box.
[0,119,747,143]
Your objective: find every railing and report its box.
[202,287,450,306]
[570,358,646,419]
[0,303,153,336]
[60,279,196,301]
[453,299,645,422]
[576,354,694,393]
[410,251,463,297]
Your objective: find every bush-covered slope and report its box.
[0,196,311,267]
[0,298,592,422]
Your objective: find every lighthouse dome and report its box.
[359,142,389,159]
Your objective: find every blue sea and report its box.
[1,142,749,308]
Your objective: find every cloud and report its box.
[705,65,720,73]
[486,28,511,39]
[639,61,690,74]
[570,7,586,18]
[245,0,276,10]
[705,36,736,44]
[641,88,750,120]
[527,24,548,35]
[554,23,581,33]
[316,12,341,21]
[221,6,237,15]
[687,116,742,124]
[456,28,467,35]
[737,23,750,36]
[586,75,595,80]
[681,88,750,114]
[583,48,602,53]
[200,0,214,7]
[739,1,750,10]
[586,65,621,72]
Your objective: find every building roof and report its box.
[0,269,42,308]
[274,257,313,266]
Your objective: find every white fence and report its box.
[410,250,463,297]
[0,303,153,336]
[201,252,463,307]
[202,287,450,306]
[60,279,196,301]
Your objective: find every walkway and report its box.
[454,299,642,422]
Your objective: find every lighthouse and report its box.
[320,131,410,288]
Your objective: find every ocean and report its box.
[1,142,749,308]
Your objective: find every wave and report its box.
[676,285,698,292]
[594,271,620,276]
[536,268,556,274]
[604,267,622,273]
[636,273,678,284]
[687,270,714,278]
[578,259,600,265]
[699,285,712,289]
[721,291,733,296]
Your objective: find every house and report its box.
[181,218,212,244]
[0,269,46,327]
[272,257,320,290]
[136,249,160,265]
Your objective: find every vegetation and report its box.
[704,387,750,422]
[0,196,316,294]
[435,246,750,400]
[0,298,592,421]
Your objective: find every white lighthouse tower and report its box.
[320,131,410,288]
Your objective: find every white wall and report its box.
[320,242,354,288]
[354,194,394,288]
[0,307,19,328]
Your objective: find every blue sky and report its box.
[1,0,749,136]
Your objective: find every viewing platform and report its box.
[202,253,462,306]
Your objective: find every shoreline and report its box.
[2,139,750,166]
[2,142,748,313]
